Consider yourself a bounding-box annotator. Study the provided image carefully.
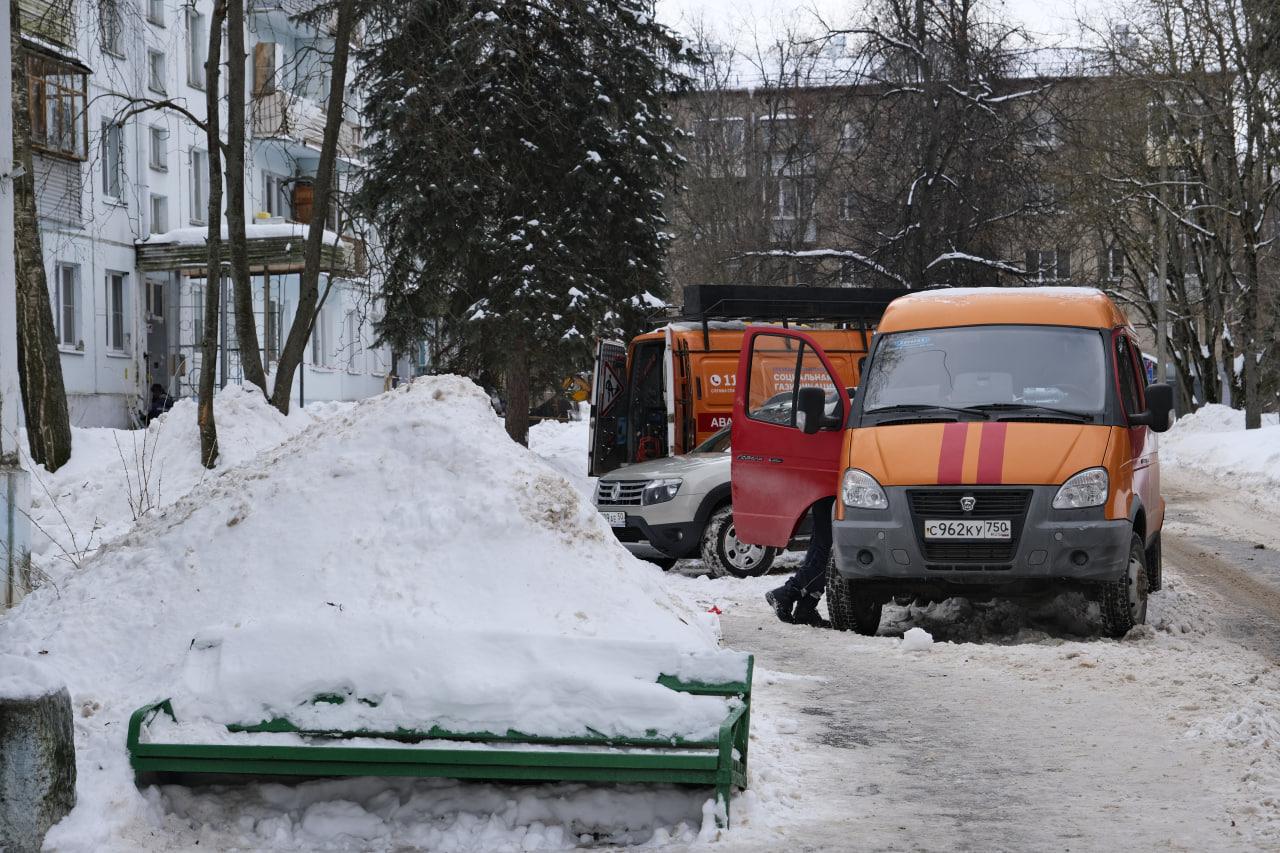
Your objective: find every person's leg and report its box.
[766,497,835,624]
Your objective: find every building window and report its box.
[105,272,128,353]
[311,304,332,367]
[101,122,124,199]
[838,193,855,221]
[186,9,208,89]
[55,263,80,348]
[190,148,209,223]
[1103,246,1124,280]
[100,0,124,55]
[263,173,291,218]
[147,50,167,95]
[27,55,88,160]
[774,178,799,220]
[147,0,164,26]
[838,120,861,152]
[149,125,168,170]
[146,277,165,319]
[150,193,168,234]
[1026,248,1070,282]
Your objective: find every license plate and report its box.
[601,511,626,528]
[923,519,1011,540]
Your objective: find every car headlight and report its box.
[1052,467,1109,509]
[842,468,888,510]
[641,478,682,505]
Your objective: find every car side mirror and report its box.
[1130,382,1173,432]
[796,386,826,434]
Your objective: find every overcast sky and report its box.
[654,0,1123,45]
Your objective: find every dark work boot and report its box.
[791,594,830,629]
[765,586,798,623]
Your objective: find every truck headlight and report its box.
[1052,467,1109,509]
[842,468,888,510]
[641,478,682,505]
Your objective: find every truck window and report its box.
[747,334,841,428]
[860,325,1108,423]
[1115,335,1143,417]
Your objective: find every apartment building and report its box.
[19,0,393,428]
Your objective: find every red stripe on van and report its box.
[976,422,1008,484]
[937,422,968,484]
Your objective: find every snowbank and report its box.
[0,376,719,850]
[21,386,345,589]
[1162,404,1280,492]
[528,412,594,499]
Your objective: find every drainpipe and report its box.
[0,5,32,607]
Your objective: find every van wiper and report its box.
[967,403,1094,422]
[865,404,989,421]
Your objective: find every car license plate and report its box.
[601,511,626,528]
[923,519,1011,539]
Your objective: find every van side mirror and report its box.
[1131,383,1173,432]
[796,386,826,434]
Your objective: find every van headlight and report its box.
[842,468,888,510]
[1052,467,1109,509]
[641,479,682,505]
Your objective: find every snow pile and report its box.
[22,386,346,588]
[0,376,721,850]
[529,410,594,499]
[1163,404,1280,492]
[899,627,934,652]
[0,653,65,700]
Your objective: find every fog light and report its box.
[1071,550,1088,566]
[857,549,875,566]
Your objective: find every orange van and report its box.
[730,287,1174,637]
[588,285,902,477]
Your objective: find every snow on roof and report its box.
[139,222,343,247]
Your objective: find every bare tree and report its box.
[8,3,72,471]
[269,0,358,415]
[198,0,228,468]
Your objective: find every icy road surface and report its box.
[628,468,1280,852]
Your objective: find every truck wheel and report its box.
[826,559,883,635]
[1145,532,1163,592]
[700,506,777,578]
[1097,533,1150,637]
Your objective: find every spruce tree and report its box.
[357,0,690,443]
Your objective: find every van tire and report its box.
[700,506,777,578]
[1146,532,1163,592]
[826,560,883,635]
[1097,533,1149,637]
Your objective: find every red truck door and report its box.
[731,328,850,548]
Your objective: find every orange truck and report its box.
[730,287,1174,637]
[588,285,905,477]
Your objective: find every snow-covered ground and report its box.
[1162,403,1280,493]
[8,394,1280,851]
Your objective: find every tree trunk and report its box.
[504,333,530,446]
[0,686,76,853]
[198,0,228,469]
[224,0,267,397]
[9,9,71,472]
[269,0,358,415]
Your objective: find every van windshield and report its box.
[860,325,1107,424]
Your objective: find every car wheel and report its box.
[1096,533,1149,637]
[826,558,884,635]
[700,505,778,578]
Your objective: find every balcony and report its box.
[252,89,362,159]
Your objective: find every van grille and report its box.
[595,480,648,507]
[907,488,1032,564]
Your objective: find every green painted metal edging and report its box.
[126,656,753,826]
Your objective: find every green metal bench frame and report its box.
[127,656,752,826]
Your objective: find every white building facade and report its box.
[20,0,392,428]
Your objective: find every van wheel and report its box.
[700,506,778,578]
[826,559,884,635]
[1097,533,1149,638]
[1145,532,1163,592]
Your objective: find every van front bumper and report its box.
[832,485,1131,583]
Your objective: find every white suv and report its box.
[594,429,782,577]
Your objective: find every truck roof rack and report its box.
[678,284,910,348]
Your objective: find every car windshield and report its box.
[861,325,1107,422]
[692,428,732,453]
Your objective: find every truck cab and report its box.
[730,287,1174,637]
